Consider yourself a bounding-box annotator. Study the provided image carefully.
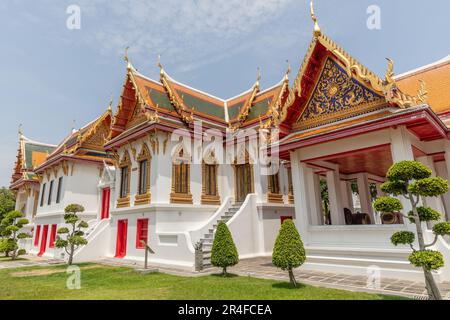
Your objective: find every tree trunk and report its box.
[423,268,442,300]
[68,244,75,265]
[222,267,227,277]
[409,193,442,300]
[288,269,297,287]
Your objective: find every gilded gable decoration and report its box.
[295,57,385,130]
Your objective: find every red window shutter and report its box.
[34,225,41,246]
[136,219,149,249]
[49,224,57,248]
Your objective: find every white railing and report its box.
[188,196,233,245]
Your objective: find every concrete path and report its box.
[0,255,64,269]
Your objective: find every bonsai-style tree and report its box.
[0,188,16,256]
[211,221,239,276]
[272,219,306,287]
[374,160,450,300]
[55,204,89,265]
[0,211,30,260]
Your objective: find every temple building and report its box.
[10,2,450,281]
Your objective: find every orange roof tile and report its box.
[396,56,450,114]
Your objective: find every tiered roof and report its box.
[10,132,56,189]
[34,107,113,173]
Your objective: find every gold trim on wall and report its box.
[117,150,132,208]
[135,143,151,206]
[201,161,220,205]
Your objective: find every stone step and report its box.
[201,238,213,244]
[204,233,213,239]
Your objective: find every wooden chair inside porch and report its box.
[344,208,372,225]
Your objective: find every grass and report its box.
[0,256,25,262]
[0,264,406,300]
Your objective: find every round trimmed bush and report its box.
[409,177,449,197]
[408,207,441,223]
[386,161,431,182]
[432,222,450,236]
[409,250,444,271]
[373,197,403,213]
[391,231,415,246]
[381,181,407,196]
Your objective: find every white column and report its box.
[290,151,310,240]
[326,168,345,225]
[389,126,415,228]
[417,156,446,215]
[356,173,375,223]
[313,173,324,225]
[307,170,322,225]
[341,180,355,212]
[443,140,450,221]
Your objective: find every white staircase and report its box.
[200,203,242,268]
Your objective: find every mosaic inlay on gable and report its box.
[298,58,384,123]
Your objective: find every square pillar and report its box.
[389,126,415,228]
[307,171,323,225]
[326,168,345,225]
[356,173,375,223]
[290,151,310,240]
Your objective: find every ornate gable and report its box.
[294,57,385,131]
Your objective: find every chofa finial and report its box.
[157,54,165,76]
[108,95,113,111]
[310,1,321,37]
[124,46,134,71]
[285,60,291,81]
[256,67,261,86]
[385,58,395,84]
[18,124,23,137]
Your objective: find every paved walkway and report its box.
[227,257,450,300]
[100,257,450,299]
[0,255,64,269]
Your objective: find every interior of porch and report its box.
[301,144,449,226]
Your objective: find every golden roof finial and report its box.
[124,46,134,71]
[157,54,165,76]
[18,123,23,138]
[108,95,113,112]
[284,60,291,81]
[255,67,261,87]
[385,58,395,84]
[310,1,321,37]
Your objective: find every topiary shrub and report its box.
[374,160,449,300]
[55,204,89,265]
[391,231,415,246]
[373,197,403,213]
[408,207,441,223]
[210,221,239,276]
[409,250,444,271]
[0,210,30,260]
[432,222,450,237]
[272,219,306,287]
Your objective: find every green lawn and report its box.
[0,264,405,300]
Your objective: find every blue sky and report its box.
[1,0,449,186]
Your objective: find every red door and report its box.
[280,216,293,225]
[115,220,128,258]
[101,188,111,220]
[38,225,49,256]
[34,225,41,246]
[49,224,57,248]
